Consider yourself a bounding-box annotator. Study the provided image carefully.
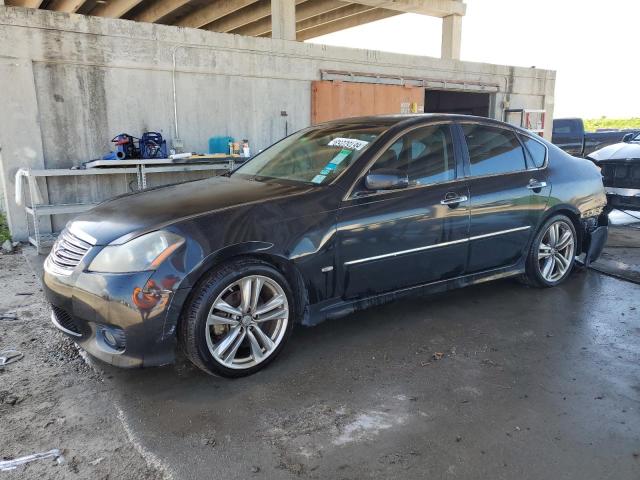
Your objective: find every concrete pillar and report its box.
[271,0,296,41]
[441,14,462,60]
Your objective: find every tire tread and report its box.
[179,258,294,377]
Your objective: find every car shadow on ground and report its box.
[100,269,605,406]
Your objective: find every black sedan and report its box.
[43,115,609,377]
[588,132,640,211]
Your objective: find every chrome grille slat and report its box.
[51,257,77,267]
[47,228,94,275]
[55,249,82,261]
[58,240,86,255]
[65,232,92,249]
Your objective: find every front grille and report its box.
[51,305,82,336]
[48,229,93,274]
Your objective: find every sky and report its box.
[307,0,640,119]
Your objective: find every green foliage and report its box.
[0,214,10,244]
[583,117,640,132]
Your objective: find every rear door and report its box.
[459,122,551,273]
[336,123,469,298]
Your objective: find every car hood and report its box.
[589,142,640,162]
[69,176,311,245]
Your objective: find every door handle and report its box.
[527,179,547,190]
[440,194,468,206]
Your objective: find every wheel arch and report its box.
[538,204,584,254]
[177,243,309,333]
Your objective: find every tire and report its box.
[180,258,295,377]
[521,214,578,288]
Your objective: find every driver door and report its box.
[336,123,470,299]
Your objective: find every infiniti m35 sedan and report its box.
[44,115,609,377]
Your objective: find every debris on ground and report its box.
[1,392,22,406]
[1,239,13,254]
[0,249,165,479]
[0,449,64,471]
[432,352,444,361]
[201,436,217,447]
[0,349,24,368]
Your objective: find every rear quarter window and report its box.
[462,124,527,176]
[520,135,547,168]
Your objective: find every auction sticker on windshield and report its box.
[313,148,353,182]
[328,138,369,151]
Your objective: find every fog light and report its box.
[98,325,126,352]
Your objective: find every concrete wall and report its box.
[0,6,555,240]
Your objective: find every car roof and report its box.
[316,114,528,133]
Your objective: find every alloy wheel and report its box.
[537,220,575,282]
[205,275,289,369]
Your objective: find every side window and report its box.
[520,135,547,168]
[462,124,527,176]
[372,125,455,185]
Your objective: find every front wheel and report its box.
[180,259,294,377]
[522,215,577,288]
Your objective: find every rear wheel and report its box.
[522,214,577,288]
[180,259,294,377]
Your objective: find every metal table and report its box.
[20,157,243,252]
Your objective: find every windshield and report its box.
[233,124,388,185]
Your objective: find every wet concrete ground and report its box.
[18,221,640,479]
[96,229,640,479]
[592,223,640,283]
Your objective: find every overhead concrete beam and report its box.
[297,3,373,31]
[230,0,347,37]
[48,0,86,13]
[131,0,191,23]
[231,15,272,36]
[175,0,258,29]
[205,0,271,32]
[349,0,464,17]
[295,0,349,21]
[6,0,44,7]
[91,0,145,18]
[76,0,97,14]
[441,13,461,59]
[204,0,303,33]
[271,0,296,40]
[297,7,399,40]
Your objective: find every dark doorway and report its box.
[425,89,490,117]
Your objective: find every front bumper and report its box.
[579,212,609,267]
[43,257,180,368]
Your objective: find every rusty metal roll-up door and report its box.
[311,81,424,124]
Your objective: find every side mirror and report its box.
[622,132,634,143]
[365,169,409,191]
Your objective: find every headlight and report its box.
[89,231,184,273]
